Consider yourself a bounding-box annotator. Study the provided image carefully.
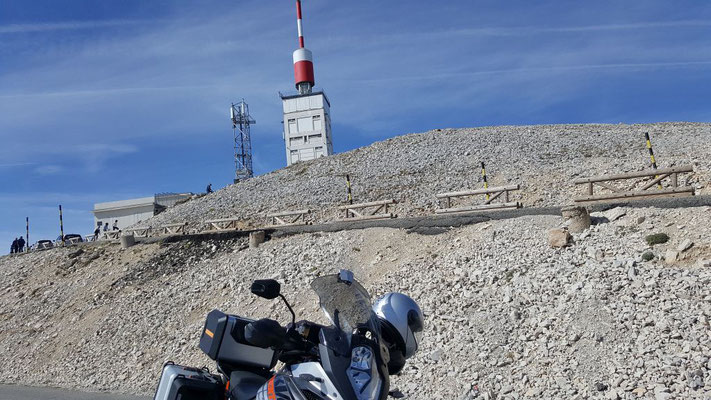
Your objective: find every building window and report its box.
[313,115,322,130]
[288,119,297,134]
[297,116,313,133]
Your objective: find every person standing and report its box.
[17,236,25,253]
[103,222,109,232]
[206,183,213,194]
[11,238,18,254]
[112,220,119,231]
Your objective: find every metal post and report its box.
[59,205,65,245]
[25,217,29,253]
[645,132,663,189]
[346,174,353,205]
[481,162,489,201]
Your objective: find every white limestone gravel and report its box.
[2,122,711,399]
[142,122,711,231]
[1,205,710,399]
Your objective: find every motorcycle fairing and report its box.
[291,362,345,399]
[256,375,302,400]
[255,368,341,400]
[317,327,389,400]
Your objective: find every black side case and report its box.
[153,362,223,400]
[199,309,277,369]
[167,374,222,400]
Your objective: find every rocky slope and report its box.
[142,122,711,231]
[1,205,710,399]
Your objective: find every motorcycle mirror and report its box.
[251,279,281,300]
[338,269,354,284]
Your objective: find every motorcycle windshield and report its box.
[310,273,386,400]
[310,274,378,339]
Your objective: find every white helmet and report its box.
[373,292,424,361]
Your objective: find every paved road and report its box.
[0,385,150,400]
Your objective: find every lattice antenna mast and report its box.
[230,99,256,183]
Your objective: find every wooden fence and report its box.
[573,166,694,203]
[436,184,521,214]
[338,199,396,221]
[266,209,311,227]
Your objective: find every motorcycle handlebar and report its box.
[244,318,286,348]
[244,318,323,356]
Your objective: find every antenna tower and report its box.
[230,100,255,183]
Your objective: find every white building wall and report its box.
[282,92,333,166]
[155,193,192,208]
[93,205,155,230]
[92,193,191,231]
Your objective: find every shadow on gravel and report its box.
[112,238,247,288]
[0,384,149,400]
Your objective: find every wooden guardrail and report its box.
[435,184,521,214]
[266,209,311,228]
[126,226,152,238]
[338,199,397,221]
[204,218,241,232]
[160,223,187,235]
[102,231,121,240]
[573,166,695,203]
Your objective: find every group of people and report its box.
[93,219,120,241]
[10,237,25,254]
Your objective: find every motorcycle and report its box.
[154,269,418,400]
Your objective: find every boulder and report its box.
[549,228,571,248]
[120,234,135,249]
[603,207,627,222]
[249,231,266,248]
[664,250,679,264]
[677,239,693,252]
[561,205,591,233]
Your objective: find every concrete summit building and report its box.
[92,193,191,230]
[282,90,333,165]
[281,0,333,166]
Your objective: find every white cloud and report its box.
[34,165,63,175]
[0,19,154,34]
[0,162,33,168]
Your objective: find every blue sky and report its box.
[1,0,710,250]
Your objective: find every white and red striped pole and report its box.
[293,0,315,94]
[296,0,305,48]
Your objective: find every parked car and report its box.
[57,234,84,244]
[35,240,54,250]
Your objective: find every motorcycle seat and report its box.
[229,370,269,400]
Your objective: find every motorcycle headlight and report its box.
[347,346,382,399]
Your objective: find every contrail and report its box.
[350,61,711,84]
[0,19,153,34]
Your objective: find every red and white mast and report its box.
[293,0,315,94]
